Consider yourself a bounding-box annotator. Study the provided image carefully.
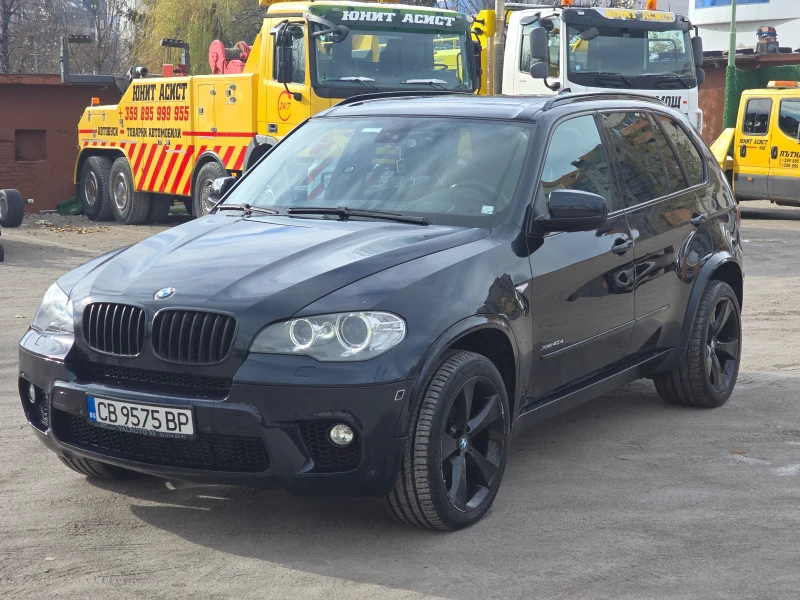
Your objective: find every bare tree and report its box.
[0,0,23,73]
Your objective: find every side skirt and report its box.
[512,349,671,437]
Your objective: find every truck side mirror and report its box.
[472,40,483,89]
[691,36,703,66]
[276,30,293,84]
[696,68,706,85]
[209,177,236,203]
[530,61,549,80]
[529,27,548,61]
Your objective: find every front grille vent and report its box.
[87,364,232,398]
[83,303,145,356]
[152,310,236,364]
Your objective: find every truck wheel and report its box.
[58,455,138,479]
[109,157,151,225]
[385,351,510,530]
[0,244,4,262]
[0,189,25,228]
[193,162,227,217]
[147,195,172,223]
[79,157,114,221]
[654,280,741,408]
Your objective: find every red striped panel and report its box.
[132,143,148,175]
[146,146,168,191]
[83,142,89,147]
[159,145,183,193]
[221,146,235,167]
[137,145,158,191]
[212,145,222,157]
[171,144,195,196]
[79,129,94,134]
[180,145,206,196]
[232,147,247,171]
[184,131,255,138]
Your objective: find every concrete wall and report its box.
[0,75,120,212]
[690,0,800,52]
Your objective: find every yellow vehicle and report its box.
[69,0,478,224]
[712,81,800,207]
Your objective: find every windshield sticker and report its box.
[600,8,675,22]
[481,205,494,215]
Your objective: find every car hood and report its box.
[68,214,489,319]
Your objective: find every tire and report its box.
[78,157,114,221]
[192,162,228,218]
[654,280,741,408]
[0,189,25,228]
[385,351,510,530]
[0,244,4,262]
[109,157,151,225]
[58,455,138,479]
[147,195,172,224]
[182,197,194,216]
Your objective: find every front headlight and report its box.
[31,283,74,334]
[250,311,406,361]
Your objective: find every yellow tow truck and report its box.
[67,0,479,224]
[712,81,800,207]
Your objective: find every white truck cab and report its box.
[476,5,705,131]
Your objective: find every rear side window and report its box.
[779,99,800,139]
[743,98,772,135]
[600,112,669,208]
[648,115,687,193]
[656,115,705,187]
[538,115,616,211]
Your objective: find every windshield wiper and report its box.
[650,73,692,89]
[581,71,632,88]
[400,79,448,90]
[324,77,380,92]
[215,203,279,216]
[285,206,428,225]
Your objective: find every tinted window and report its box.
[779,99,800,139]
[601,112,669,208]
[649,115,687,193]
[539,115,615,211]
[656,115,705,187]
[743,98,771,135]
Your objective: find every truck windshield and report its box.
[313,27,473,91]
[223,116,532,228]
[567,25,696,90]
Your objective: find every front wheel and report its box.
[109,158,152,225]
[385,351,510,530]
[193,162,228,218]
[0,189,25,228]
[79,156,113,221]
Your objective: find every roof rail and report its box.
[334,90,463,108]
[542,91,667,112]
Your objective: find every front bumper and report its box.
[19,330,410,496]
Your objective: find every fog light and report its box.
[329,423,354,446]
[27,382,37,404]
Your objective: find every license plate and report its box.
[87,396,194,438]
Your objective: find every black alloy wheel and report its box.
[707,295,739,394]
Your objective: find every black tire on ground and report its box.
[58,455,138,479]
[654,280,741,408]
[0,244,4,262]
[79,157,114,221]
[109,157,152,225]
[182,197,193,216]
[385,350,510,531]
[147,195,172,223]
[192,162,228,218]
[0,188,25,228]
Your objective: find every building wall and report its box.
[0,76,120,212]
[690,0,800,52]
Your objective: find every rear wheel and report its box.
[192,162,227,218]
[0,189,25,228]
[654,280,741,408]
[109,157,151,225]
[79,156,113,221]
[58,455,138,479]
[385,351,510,530]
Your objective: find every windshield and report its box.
[567,24,696,89]
[314,27,473,91]
[223,117,533,227]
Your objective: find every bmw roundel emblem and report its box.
[154,287,176,300]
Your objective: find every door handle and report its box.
[690,213,709,227]
[740,144,747,157]
[611,238,634,255]
[771,145,778,160]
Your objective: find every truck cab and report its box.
[475,5,705,131]
[713,81,800,207]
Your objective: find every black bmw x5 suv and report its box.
[19,93,743,530]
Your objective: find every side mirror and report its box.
[696,67,706,85]
[535,189,608,232]
[530,61,549,80]
[579,27,600,42]
[691,36,704,66]
[472,40,483,87]
[330,25,349,43]
[529,27,549,61]
[276,30,293,84]
[209,176,236,203]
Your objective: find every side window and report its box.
[273,24,306,84]
[521,18,560,78]
[600,112,670,208]
[779,99,800,139]
[538,115,615,212]
[648,114,687,193]
[742,98,772,135]
[656,115,705,187]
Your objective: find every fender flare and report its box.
[394,314,520,438]
[244,135,279,171]
[655,252,742,374]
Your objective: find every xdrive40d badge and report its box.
[19,91,743,530]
